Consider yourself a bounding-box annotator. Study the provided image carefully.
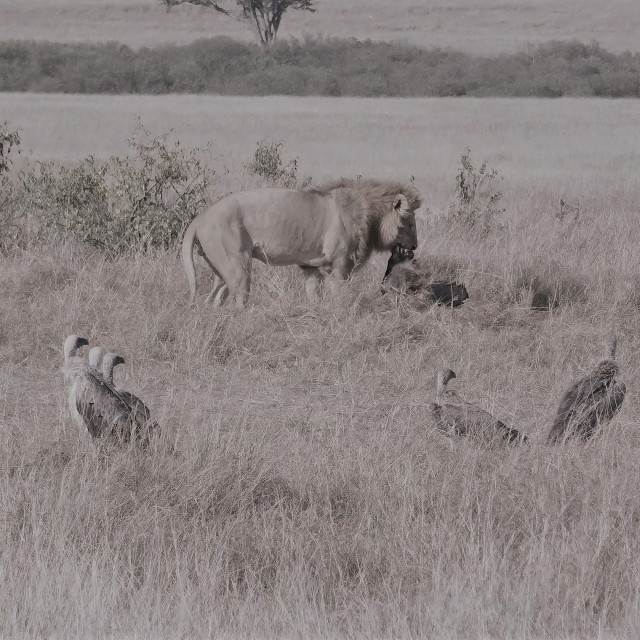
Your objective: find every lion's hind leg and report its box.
[196,236,238,309]
[230,255,252,308]
[198,231,252,309]
[202,256,228,307]
[205,275,228,307]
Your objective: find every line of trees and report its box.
[0,38,639,97]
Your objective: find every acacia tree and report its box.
[162,0,315,45]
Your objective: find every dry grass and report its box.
[2,0,640,54]
[3,95,640,637]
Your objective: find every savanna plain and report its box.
[2,93,640,638]
[4,0,640,54]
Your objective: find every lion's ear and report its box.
[393,194,410,216]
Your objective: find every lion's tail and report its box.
[182,220,198,306]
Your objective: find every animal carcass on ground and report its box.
[381,246,469,307]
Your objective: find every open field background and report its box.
[3,93,640,202]
[2,0,640,54]
[3,95,640,636]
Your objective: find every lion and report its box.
[182,178,422,307]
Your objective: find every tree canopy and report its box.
[162,0,316,45]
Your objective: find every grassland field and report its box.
[3,93,640,203]
[2,93,640,637]
[2,0,640,55]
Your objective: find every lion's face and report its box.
[387,193,418,252]
[393,212,418,252]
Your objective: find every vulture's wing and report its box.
[549,372,612,442]
[75,372,133,440]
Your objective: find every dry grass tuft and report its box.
[507,257,589,310]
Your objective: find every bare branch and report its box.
[160,0,231,15]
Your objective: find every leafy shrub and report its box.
[448,149,505,229]
[244,139,310,188]
[15,122,214,256]
[0,121,20,176]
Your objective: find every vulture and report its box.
[382,247,469,307]
[101,352,125,387]
[88,346,104,379]
[429,369,526,443]
[62,335,149,443]
[62,333,89,382]
[102,352,159,438]
[62,334,89,427]
[547,336,626,444]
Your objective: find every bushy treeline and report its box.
[1,37,639,97]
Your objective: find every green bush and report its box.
[0,122,21,246]
[448,149,505,229]
[14,123,214,256]
[0,121,20,176]
[244,139,310,188]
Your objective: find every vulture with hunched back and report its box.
[429,369,526,443]
[547,336,626,444]
[102,352,159,441]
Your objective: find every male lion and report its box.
[182,178,421,307]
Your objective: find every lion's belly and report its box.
[248,223,332,266]
[251,240,329,266]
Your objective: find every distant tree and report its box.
[161,0,315,45]
[239,0,315,45]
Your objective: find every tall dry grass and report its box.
[2,96,640,637]
[3,220,640,637]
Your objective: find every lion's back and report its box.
[194,188,335,265]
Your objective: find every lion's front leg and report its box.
[326,256,354,295]
[333,255,355,280]
[299,266,325,301]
